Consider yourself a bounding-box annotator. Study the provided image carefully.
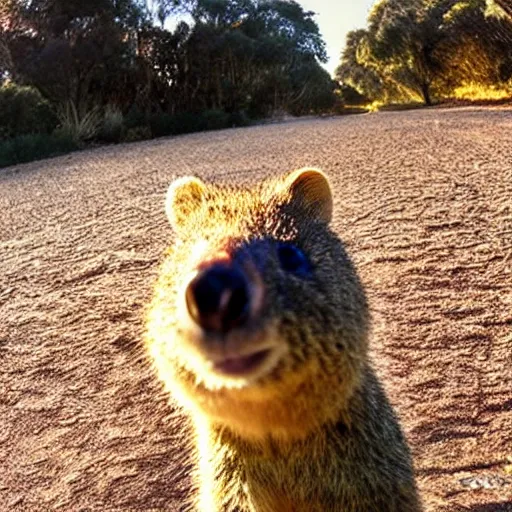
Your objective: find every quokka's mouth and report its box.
[213,349,272,377]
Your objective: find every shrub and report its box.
[202,109,230,130]
[450,82,512,101]
[57,101,101,142]
[149,111,228,138]
[228,111,252,127]
[0,132,78,168]
[0,83,58,138]
[147,109,249,139]
[130,108,249,143]
[149,112,176,138]
[123,126,151,142]
[124,104,147,130]
[337,84,369,106]
[99,105,125,143]
[171,111,207,134]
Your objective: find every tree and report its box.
[364,0,462,105]
[155,0,332,115]
[336,0,512,106]
[440,0,512,86]
[2,0,150,108]
[490,0,512,19]
[335,29,386,102]
[2,0,336,127]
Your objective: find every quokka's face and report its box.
[146,169,369,436]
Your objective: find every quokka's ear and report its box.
[282,168,333,223]
[165,176,206,230]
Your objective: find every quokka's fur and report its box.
[145,168,422,511]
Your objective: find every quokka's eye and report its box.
[277,243,312,277]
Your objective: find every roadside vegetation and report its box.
[0,0,511,168]
[337,0,512,108]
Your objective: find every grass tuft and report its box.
[57,101,101,142]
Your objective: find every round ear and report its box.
[165,176,206,230]
[283,168,333,223]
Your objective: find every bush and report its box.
[0,83,58,139]
[171,111,208,134]
[147,109,251,139]
[202,109,230,130]
[57,101,101,142]
[149,111,229,138]
[0,132,79,168]
[228,111,252,127]
[99,105,125,143]
[123,126,151,142]
[337,84,369,106]
[113,108,248,144]
[124,104,147,130]
[149,112,176,138]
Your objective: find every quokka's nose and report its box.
[186,263,250,333]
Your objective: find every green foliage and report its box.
[287,61,336,115]
[149,112,176,138]
[130,0,333,116]
[124,126,152,142]
[487,0,512,19]
[336,0,512,106]
[337,84,369,106]
[57,102,102,142]
[203,109,231,130]
[3,0,335,129]
[335,29,387,102]
[149,110,233,138]
[0,132,78,168]
[228,110,252,127]
[0,0,340,167]
[0,83,58,138]
[169,111,212,134]
[124,104,148,130]
[99,105,125,143]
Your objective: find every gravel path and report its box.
[1,108,511,511]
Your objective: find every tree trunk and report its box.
[421,81,432,106]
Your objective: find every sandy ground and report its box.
[1,108,511,512]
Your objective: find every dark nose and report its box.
[186,264,250,333]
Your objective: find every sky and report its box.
[298,0,376,76]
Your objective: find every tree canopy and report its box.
[1,0,511,149]
[1,0,335,118]
[336,0,512,105]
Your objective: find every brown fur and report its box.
[145,169,422,511]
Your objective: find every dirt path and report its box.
[1,108,511,512]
